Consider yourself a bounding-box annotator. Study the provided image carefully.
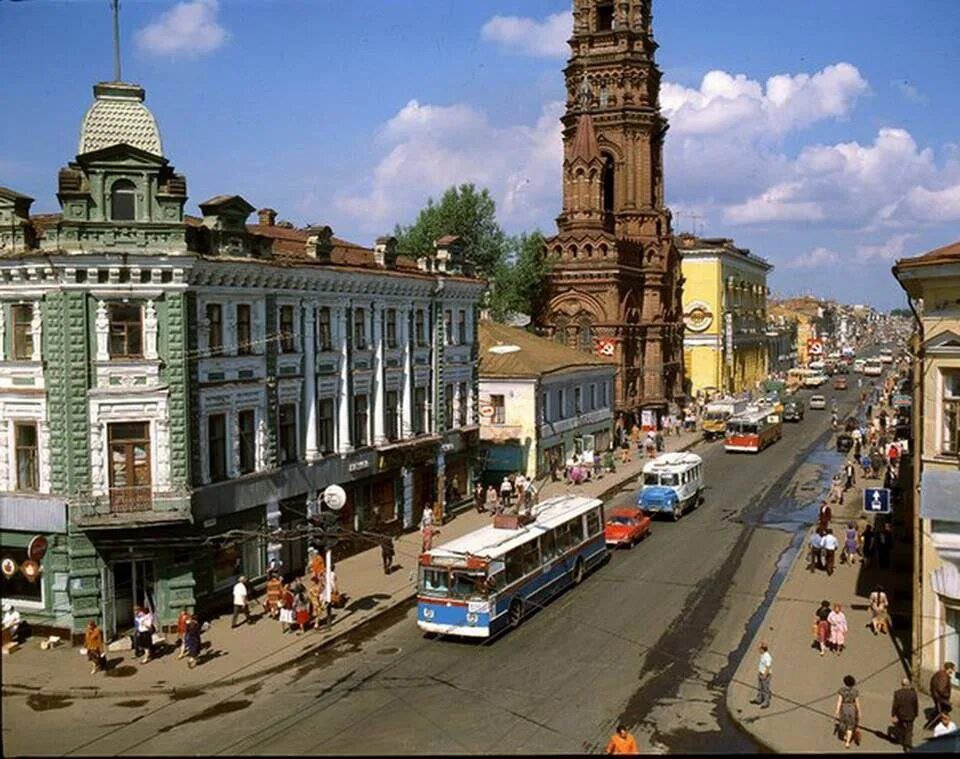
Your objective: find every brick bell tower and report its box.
[538,0,685,425]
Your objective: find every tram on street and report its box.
[416,495,606,638]
[724,406,783,453]
[637,451,704,521]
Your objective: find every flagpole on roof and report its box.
[112,0,122,82]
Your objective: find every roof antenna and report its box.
[112,0,122,82]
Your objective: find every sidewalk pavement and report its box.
[726,435,914,751]
[2,428,703,699]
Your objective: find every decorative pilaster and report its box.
[0,304,6,361]
[303,301,319,462]
[337,307,352,454]
[95,300,109,362]
[263,294,279,468]
[372,303,386,445]
[0,420,9,491]
[229,409,240,478]
[89,422,105,496]
[155,414,172,490]
[401,307,413,437]
[143,299,158,360]
[165,292,192,489]
[38,419,51,494]
[30,300,42,361]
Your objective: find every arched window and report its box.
[602,155,615,214]
[554,315,569,343]
[111,180,136,221]
[578,315,592,352]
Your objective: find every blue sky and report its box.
[2,0,959,309]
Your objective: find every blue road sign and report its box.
[863,488,891,514]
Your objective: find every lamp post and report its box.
[318,484,346,630]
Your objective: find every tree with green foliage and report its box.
[394,184,508,280]
[489,231,553,322]
[889,307,912,317]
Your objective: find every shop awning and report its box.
[920,469,960,522]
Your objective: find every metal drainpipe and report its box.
[906,295,923,688]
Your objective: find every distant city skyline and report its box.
[2,0,958,309]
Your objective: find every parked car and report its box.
[836,433,854,453]
[604,507,652,548]
[834,363,849,374]
[782,400,805,422]
[809,395,827,410]
[833,376,848,390]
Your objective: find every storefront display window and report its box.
[1,545,43,605]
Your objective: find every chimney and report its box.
[373,235,398,267]
[257,208,277,227]
[305,225,334,262]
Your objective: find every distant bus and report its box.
[725,407,783,453]
[416,495,606,638]
[863,358,883,377]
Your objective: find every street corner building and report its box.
[535,0,685,428]
[0,81,484,643]
[477,321,617,483]
[893,240,960,691]
[677,234,773,398]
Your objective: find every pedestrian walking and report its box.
[499,476,513,510]
[603,446,616,474]
[265,571,283,619]
[620,434,631,464]
[841,522,859,565]
[176,608,191,659]
[485,485,499,513]
[834,674,862,748]
[183,616,201,668]
[808,527,823,571]
[751,642,773,709]
[380,535,395,574]
[844,460,855,491]
[279,583,295,633]
[135,606,155,664]
[925,662,956,729]
[84,620,105,675]
[294,588,310,635]
[861,523,876,567]
[309,550,325,584]
[814,599,832,656]
[828,603,848,655]
[644,431,656,458]
[869,585,890,635]
[605,724,638,754]
[877,521,894,569]
[474,482,486,513]
[593,450,602,477]
[890,677,919,750]
[818,501,832,531]
[934,711,958,737]
[860,452,872,478]
[822,529,839,575]
[231,576,250,628]
[308,581,325,630]
[421,521,439,553]
[655,429,664,453]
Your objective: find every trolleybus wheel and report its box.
[509,599,524,628]
[572,558,585,585]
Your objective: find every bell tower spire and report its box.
[537,0,685,426]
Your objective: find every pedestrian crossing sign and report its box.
[863,487,891,514]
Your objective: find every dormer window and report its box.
[596,3,614,31]
[110,179,136,221]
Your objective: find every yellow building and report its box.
[679,235,772,397]
[769,296,826,366]
[893,240,960,693]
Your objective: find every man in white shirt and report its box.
[231,576,249,628]
[933,711,957,737]
[2,603,23,643]
[751,642,773,709]
[821,529,839,575]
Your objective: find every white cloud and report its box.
[137,0,227,59]
[725,182,825,224]
[786,247,841,269]
[855,234,916,262]
[480,12,571,58]
[333,99,564,234]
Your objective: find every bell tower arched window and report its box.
[602,154,615,214]
[110,180,136,221]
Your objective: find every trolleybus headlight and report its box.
[466,612,479,624]
[423,608,434,620]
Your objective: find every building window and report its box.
[278,403,298,464]
[108,422,151,512]
[317,307,332,351]
[444,384,454,426]
[540,392,549,423]
[943,370,960,455]
[415,309,427,347]
[575,386,582,414]
[557,388,565,418]
[353,395,369,447]
[601,154,615,214]
[385,390,399,441]
[14,422,38,492]
[109,303,143,358]
[110,179,136,221]
[318,399,334,454]
[0,546,42,604]
[236,304,252,355]
[458,381,468,426]
[11,304,33,360]
[589,383,597,411]
[444,310,454,345]
[491,394,505,425]
[279,305,295,353]
[457,310,467,346]
[385,308,398,349]
[414,387,427,434]
[208,413,228,483]
[596,2,614,31]
[238,409,256,475]
[353,308,367,349]
[206,303,223,355]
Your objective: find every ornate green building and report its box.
[0,80,483,641]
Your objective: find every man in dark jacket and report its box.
[925,662,956,729]
[891,677,919,749]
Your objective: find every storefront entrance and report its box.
[102,558,156,640]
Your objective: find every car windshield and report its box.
[421,568,487,600]
[609,515,636,526]
[704,411,726,420]
[643,473,659,485]
[659,473,679,486]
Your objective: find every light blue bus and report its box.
[416,495,606,638]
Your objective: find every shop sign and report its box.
[595,338,617,357]
[348,460,370,473]
[20,559,40,583]
[1,557,16,578]
[27,535,48,563]
[442,443,455,452]
[683,300,714,333]
[893,393,911,408]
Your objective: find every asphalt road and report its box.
[5,375,872,756]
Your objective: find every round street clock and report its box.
[683,301,714,332]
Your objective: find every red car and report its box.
[604,507,652,548]
[834,376,848,390]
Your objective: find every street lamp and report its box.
[318,484,346,629]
